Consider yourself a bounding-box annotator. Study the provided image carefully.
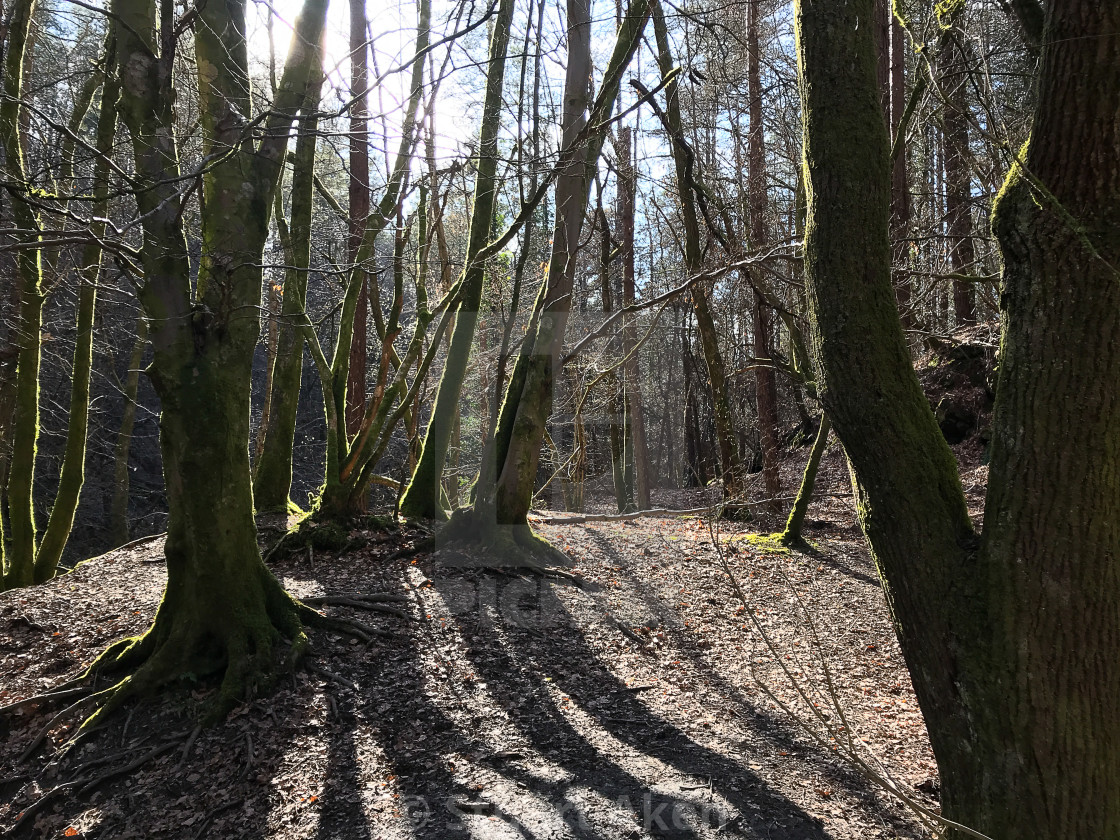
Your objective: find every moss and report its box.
[723,532,795,555]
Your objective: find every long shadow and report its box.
[291,534,916,840]
[572,527,920,836]
[427,563,832,839]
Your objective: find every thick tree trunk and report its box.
[796,0,1120,835]
[955,1,1120,833]
[85,0,329,720]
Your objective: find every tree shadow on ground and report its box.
[571,526,920,835]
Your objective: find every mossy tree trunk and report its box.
[397,0,516,520]
[0,14,116,589]
[778,412,828,548]
[253,62,323,513]
[345,0,370,442]
[292,0,429,522]
[82,0,329,721]
[482,0,649,538]
[796,0,1120,835]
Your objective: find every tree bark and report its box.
[109,317,149,546]
[746,0,781,512]
[796,0,1120,835]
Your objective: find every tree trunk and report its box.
[109,317,149,546]
[1,15,116,588]
[398,0,515,520]
[254,64,323,512]
[616,126,652,510]
[346,0,370,440]
[651,0,741,499]
[795,0,1120,835]
[80,0,329,721]
[960,0,1120,832]
[890,11,912,331]
[941,15,976,326]
[746,0,781,513]
[779,412,828,547]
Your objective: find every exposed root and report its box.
[302,594,412,619]
[435,509,581,582]
[7,733,188,835]
[297,603,393,643]
[0,686,91,718]
[18,685,121,762]
[305,661,359,690]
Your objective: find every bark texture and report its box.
[796,0,1120,835]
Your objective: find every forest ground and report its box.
[0,433,991,840]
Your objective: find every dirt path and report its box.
[1,451,947,839]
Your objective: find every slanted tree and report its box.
[436,0,651,566]
[252,61,324,513]
[795,0,1120,835]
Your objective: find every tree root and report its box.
[435,510,581,582]
[0,686,92,719]
[297,603,393,642]
[7,733,187,834]
[302,594,412,619]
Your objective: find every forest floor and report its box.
[0,437,992,840]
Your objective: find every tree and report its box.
[74,0,331,723]
[436,0,650,561]
[746,0,780,512]
[397,0,516,520]
[0,15,116,590]
[795,0,1120,835]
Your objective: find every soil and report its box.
[0,436,992,840]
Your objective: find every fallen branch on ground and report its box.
[528,506,715,525]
